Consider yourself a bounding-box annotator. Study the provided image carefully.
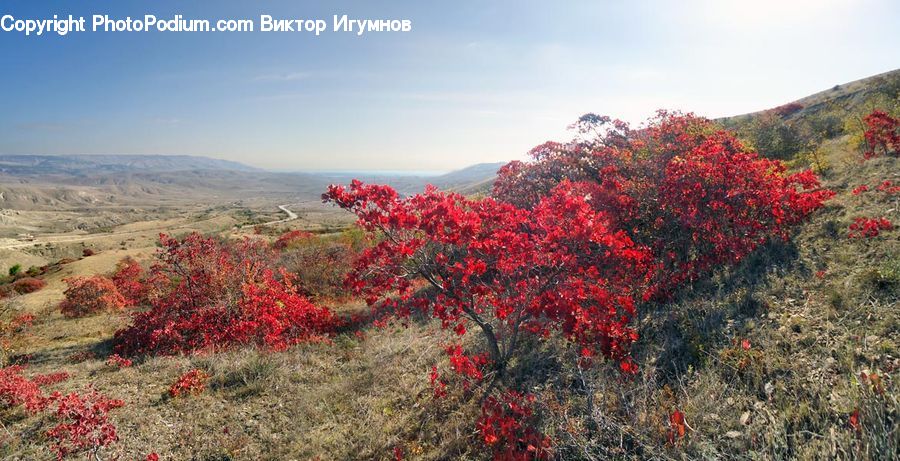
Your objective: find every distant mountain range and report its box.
[0,153,504,209]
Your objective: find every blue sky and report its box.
[1,0,898,171]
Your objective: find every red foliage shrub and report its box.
[493,111,833,299]
[852,184,869,195]
[81,248,95,257]
[323,112,832,453]
[324,180,650,381]
[772,102,804,117]
[478,391,551,460]
[861,110,899,159]
[32,371,71,387]
[273,230,314,250]
[0,365,52,413]
[59,276,127,318]
[876,180,900,195]
[168,369,208,398]
[11,277,46,294]
[110,257,147,306]
[105,354,132,368]
[46,390,125,460]
[667,409,687,444]
[848,217,894,238]
[113,233,338,356]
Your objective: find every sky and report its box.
[0,0,898,172]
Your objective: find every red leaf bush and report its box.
[493,111,833,299]
[876,180,900,195]
[113,233,338,356]
[105,354,132,369]
[46,390,125,460]
[168,369,208,398]
[324,179,650,378]
[324,112,833,458]
[59,276,127,318]
[478,391,551,460]
[11,277,46,295]
[110,257,148,307]
[273,229,314,250]
[861,110,899,159]
[848,217,894,238]
[0,365,56,414]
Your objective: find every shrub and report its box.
[876,180,900,195]
[113,233,338,356]
[169,369,208,398]
[8,264,21,277]
[848,217,894,238]
[59,276,127,318]
[852,184,869,195]
[46,390,125,460]
[273,229,313,250]
[478,391,551,460]
[493,111,833,300]
[861,110,899,159]
[11,277,46,294]
[772,102,804,117]
[325,180,650,381]
[105,354,132,368]
[110,257,147,306]
[81,248,95,257]
[0,365,51,413]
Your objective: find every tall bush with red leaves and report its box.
[59,276,127,318]
[325,112,833,459]
[110,256,148,306]
[861,110,899,159]
[493,111,834,299]
[113,233,338,356]
[324,179,650,378]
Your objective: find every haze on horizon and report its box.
[1,0,898,172]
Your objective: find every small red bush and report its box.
[46,390,125,460]
[876,180,900,195]
[478,391,551,460]
[0,365,51,413]
[862,110,899,159]
[11,277,46,294]
[105,354,132,368]
[169,369,208,398]
[81,248,95,257]
[110,257,147,306]
[113,233,338,357]
[273,230,314,250]
[772,102,804,117]
[848,217,894,238]
[852,184,869,195]
[59,276,127,318]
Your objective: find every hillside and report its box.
[0,72,897,461]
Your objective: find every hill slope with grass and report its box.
[0,72,897,460]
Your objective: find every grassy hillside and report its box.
[0,73,897,461]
